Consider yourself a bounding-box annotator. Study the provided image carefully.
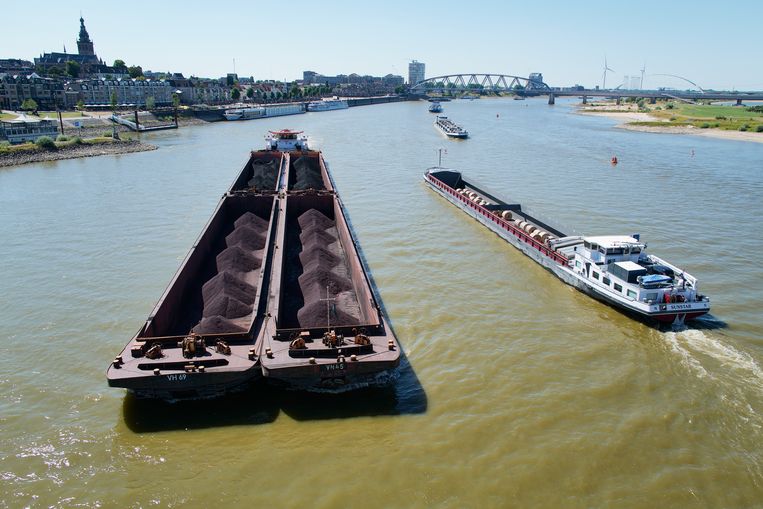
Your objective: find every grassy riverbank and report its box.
[578,100,763,142]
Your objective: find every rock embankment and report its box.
[0,140,157,168]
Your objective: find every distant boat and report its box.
[224,106,266,121]
[434,116,468,139]
[307,97,349,112]
[428,102,443,113]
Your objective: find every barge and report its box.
[107,130,400,400]
[424,168,711,326]
[107,151,283,400]
[434,116,468,138]
[257,136,400,391]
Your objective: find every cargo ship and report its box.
[107,131,400,400]
[434,116,468,138]
[424,169,711,326]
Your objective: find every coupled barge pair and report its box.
[424,169,711,326]
[107,131,400,400]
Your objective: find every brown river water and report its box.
[1,98,762,508]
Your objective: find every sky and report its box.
[4,0,762,90]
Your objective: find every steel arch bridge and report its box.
[410,73,551,94]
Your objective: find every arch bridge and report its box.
[410,74,550,94]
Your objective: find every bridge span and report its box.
[409,73,763,104]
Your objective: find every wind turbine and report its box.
[602,56,615,90]
[640,63,646,90]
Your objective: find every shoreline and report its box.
[0,140,158,168]
[577,108,763,144]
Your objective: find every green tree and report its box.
[113,59,127,70]
[66,60,80,78]
[20,98,38,111]
[48,66,62,77]
[145,95,155,110]
[76,99,85,111]
[110,91,118,112]
[127,65,143,79]
[231,88,241,100]
[172,93,180,108]
[226,75,235,86]
[246,87,254,99]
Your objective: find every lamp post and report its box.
[173,89,182,127]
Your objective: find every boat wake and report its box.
[663,329,763,393]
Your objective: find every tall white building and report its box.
[408,60,425,86]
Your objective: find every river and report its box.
[1,98,762,508]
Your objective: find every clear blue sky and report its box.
[4,0,762,90]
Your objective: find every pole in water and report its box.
[437,147,447,167]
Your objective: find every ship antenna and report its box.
[320,285,336,333]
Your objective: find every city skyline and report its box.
[4,0,763,90]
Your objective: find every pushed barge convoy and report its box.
[424,169,711,326]
[107,130,400,400]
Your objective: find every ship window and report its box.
[602,277,610,286]
[646,292,658,301]
[627,290,637,299]
[614,283,623,292]
[592,272,599,280]
[575,261,581,268]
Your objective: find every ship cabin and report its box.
[266,129,308,152]
[574,235,701,305]
[578,235,644,266]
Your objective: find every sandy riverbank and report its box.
[577,107,763,144]
[0,140,157,168]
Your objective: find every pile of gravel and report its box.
[193,211,269,334]
[291,156,324,190]
[294,209,359,328]
[247,159,278,190]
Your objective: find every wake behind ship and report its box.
[107,131,400,400]
[424,168,711,326]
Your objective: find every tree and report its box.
[127,65,143,79]
[246,87,254,99]
[66,60,80,78]
[110,91,118,112]
[20,98,38,111]
[76,99,85,111]
[113,59,127,70]
[172,93,180,108]
[226,75,235,86]
[145,95,155,110]
[231,88,241,100]
[48,67,62,77]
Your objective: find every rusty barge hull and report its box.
[107,139,400,399]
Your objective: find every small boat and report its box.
[423,169,711,326]
[306,97,349,112]
[428,102,443,113]
[434,116,469,139]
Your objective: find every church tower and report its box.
[77,17,95,56]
